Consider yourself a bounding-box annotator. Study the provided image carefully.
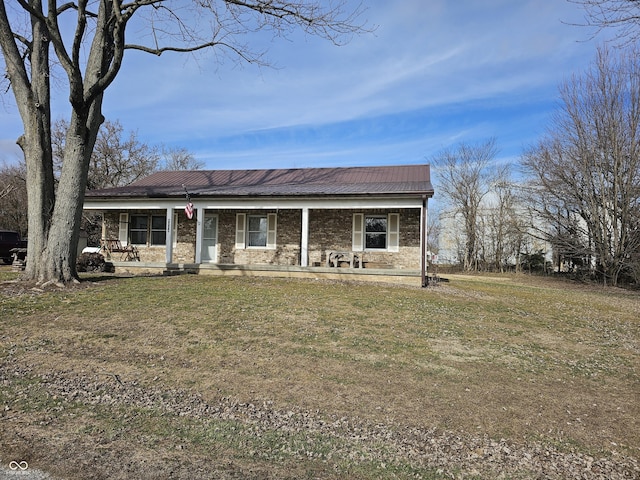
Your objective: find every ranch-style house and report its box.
[83,164,435,286]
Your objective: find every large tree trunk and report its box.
[39,109,102,284]
[20,134,55,283]
[11,1,56,284]
[39,138,88,284]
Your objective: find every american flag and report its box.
[182,184,194,219]
[185,201,194,219]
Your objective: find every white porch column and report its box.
[421,196,428,287]
[165,207,174,264]
[195,207,204,264]
[301,207,309,267]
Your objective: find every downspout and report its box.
[421,195,428,287]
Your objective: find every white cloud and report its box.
[2,0,607,170]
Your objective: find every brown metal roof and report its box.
[85,164,434,198]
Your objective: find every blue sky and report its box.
[0,0,608,174]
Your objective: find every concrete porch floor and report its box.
[108,261,426,287]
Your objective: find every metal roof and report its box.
[85,164,434,199]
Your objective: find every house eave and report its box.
[83,192,433,211]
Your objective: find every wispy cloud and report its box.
[1,0,605,170]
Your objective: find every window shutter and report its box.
[118,213,129,246]
[235,213,246,249]
[267,213,277,249]
[388,213,400,252]
[352,213,364,251]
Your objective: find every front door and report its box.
[201,213,218,262]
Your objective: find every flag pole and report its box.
[182,184,194,220]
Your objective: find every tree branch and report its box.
[125,39,262,63]
[569,0,640,45]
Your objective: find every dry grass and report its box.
[0,268,638,479]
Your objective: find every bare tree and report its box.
[522,46,640,286]
[432,138,500,271]
[0,182,13,200]
[0,161,28,236]
[53,119,162,189]
[426,207,441,256]
[0,1,367,285]
[570,0,640,45]
[54,119,202,188]
[161,146,204,171]
[482,170,525,272]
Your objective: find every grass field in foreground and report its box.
[0,270,638,479]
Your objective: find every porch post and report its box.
[421,196,428,287]
[301,207,309,267]
[166,207,174,264]
[195,207,204,264]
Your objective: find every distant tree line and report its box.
[433,45,640,287]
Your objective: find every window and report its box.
[365,215,387,249]
[235,213,277,249]
[151,215,166,245]
[353,213,399,252]
[130,215,148,245]
[247,215,268,247]
[128,214,166,245]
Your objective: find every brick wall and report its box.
[226,209,301,265]
[102,207,421,269]
[174,214,197,262]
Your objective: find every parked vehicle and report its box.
[0,230,28,264]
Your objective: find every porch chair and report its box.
[100,239,140,261]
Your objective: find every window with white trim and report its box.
[235,213,277,249]
[247,215,268,247]
[352,213,400,252]
[128,214,166,245]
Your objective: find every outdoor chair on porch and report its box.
[100,239,140,261]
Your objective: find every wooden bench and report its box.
[326,251,363,268]
[101,239,140,261]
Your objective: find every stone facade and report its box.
[102,207,421,269]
